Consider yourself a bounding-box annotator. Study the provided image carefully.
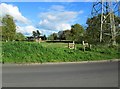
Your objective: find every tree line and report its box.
[48,24,84,43]
[48,14,120,44]
[1,14,120,44]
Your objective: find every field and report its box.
[1,42,119,63]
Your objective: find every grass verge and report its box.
[1,42,119,63]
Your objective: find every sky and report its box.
[0,2,93,36]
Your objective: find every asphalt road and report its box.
[2,61,118,87]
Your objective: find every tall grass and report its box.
[2,42,119,63]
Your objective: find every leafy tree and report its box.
[48,33,58,40]
[56,24,84,43]
[115,16,120,43]
[32,30,41,38]
[2,15,16,41]
[47,23,85,42]
[32,31,37,38]
[85,16,100,44]
[85,14,120,44]
[36,30,41,37]
[0,26,2,41]
[58,30,72,40]
[43,35,47,40]
[58,31,63,40]
[70,24,84,42]
[15,32,25,41]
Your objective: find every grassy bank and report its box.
[1,42,119,63]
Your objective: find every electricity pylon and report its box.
[92,0,120,45]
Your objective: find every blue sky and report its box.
[0,2,93,36]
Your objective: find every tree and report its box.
[0,26,2,41]
[48,24,84,42]
[2,15,16,41]
[55,24,84,42]
[32,31,37,38]
[58,31,63,40]
[43,35,47,40]
[70,24,84,42]
[58,30,72,40]
[36,30,41,37]
[48,33,58,40]
[32,30,41,38]
[85,14,120,44]
[115,16,120,44]
[85,16,100,44]
[15,32,25,41]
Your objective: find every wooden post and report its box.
[68,41,75,49]
[82,41,85,51]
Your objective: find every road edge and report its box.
[3,59,119,65]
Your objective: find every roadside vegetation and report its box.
[2,42,119,63]
[0,14,120,63]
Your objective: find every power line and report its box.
[92,0,120,45]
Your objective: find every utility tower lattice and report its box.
[92,0,120,45]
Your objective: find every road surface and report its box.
[2,61,118,87]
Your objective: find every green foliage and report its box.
[0,26,2,41]
[2,15,16,41]
[32,30,41,38]
[2,42,118,63]
[15,32,25,41]
[43,35,47,40]
[85,14,120,44]
[71,24,84,42]
[48,33,58,40]
[55,23,84,43]
[58,30,72,40]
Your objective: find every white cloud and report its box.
[0,3,84,36]
[79,10,84,14]
[41,29,57,36]
[49,5,65,11]
[0,0,97,2]
[16,25,41,36]
[57,23,71,31]
[0,3,29,24]
[38,5,83,33]
[39,17,72,32]
[0,3,36,36]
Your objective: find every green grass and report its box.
[0,41,2,63]
[1,41,119,63]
